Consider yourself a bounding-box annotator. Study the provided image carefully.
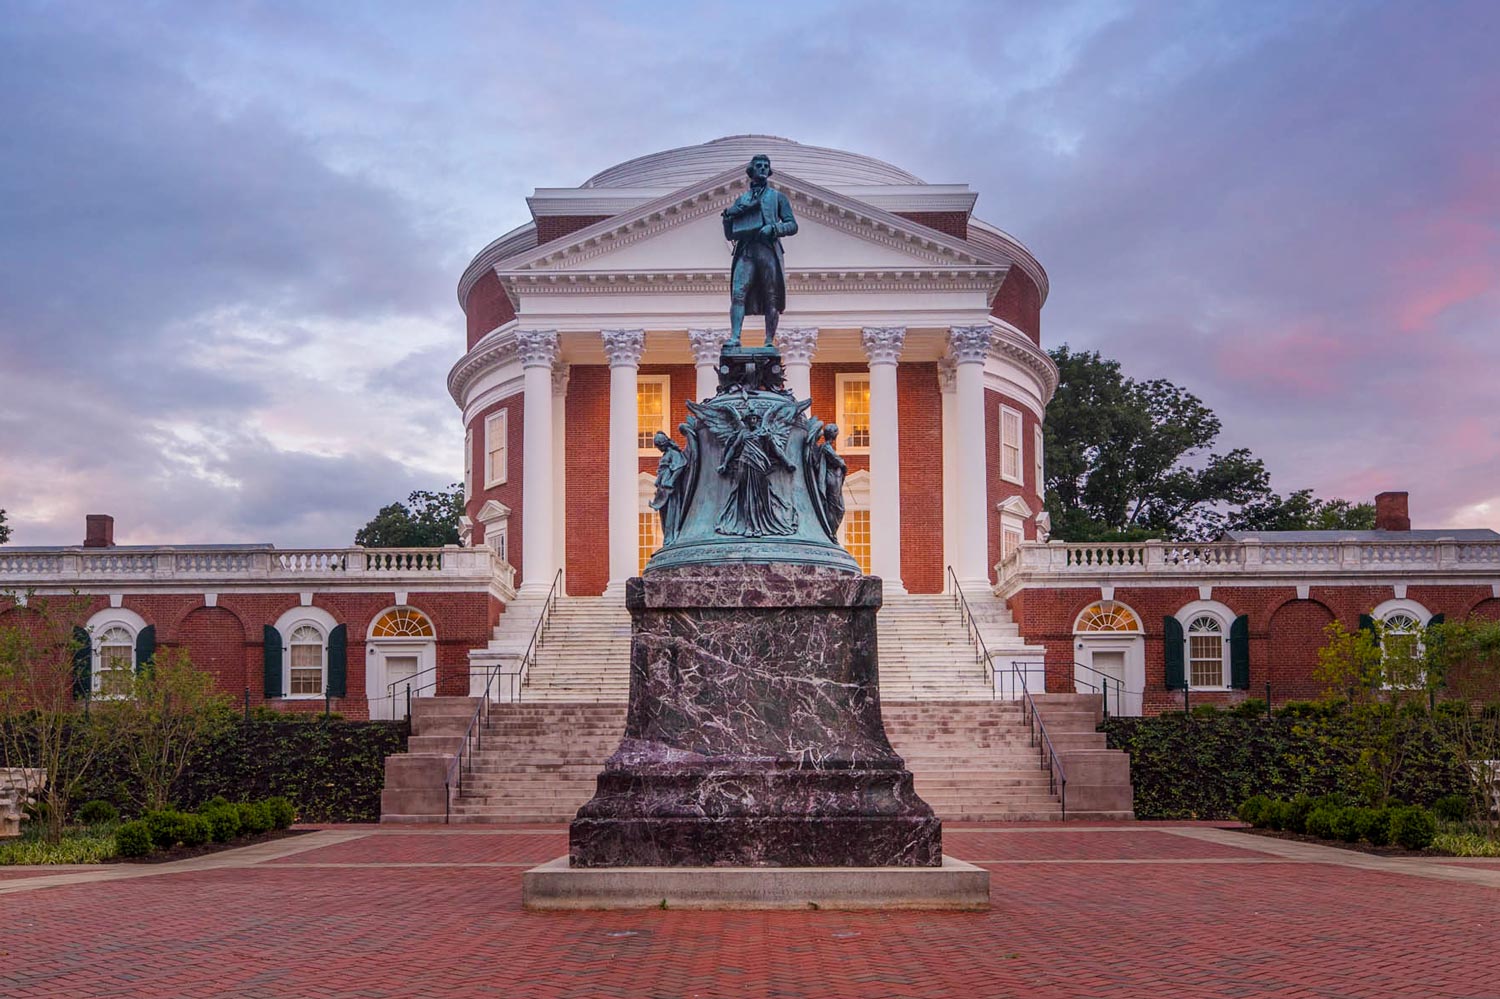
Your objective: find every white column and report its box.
[603,328,646,596]
[778,327,818,400]
[687,328,728,401]
[551,362,569,594]
[515,330,559,595]
[937,355,958,592]
[861,326,907,595]
[947,325,994,591]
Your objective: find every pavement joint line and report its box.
[967,857,1312,865]
[0,829,371,896]
[272,861,543,868]
[1162,826,1500,889]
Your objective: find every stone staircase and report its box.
[520,600,631,702]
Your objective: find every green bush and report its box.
[1237,795,1273,827]
[143,810,194,850]
[1267,799,1299,831]
[1228,699,1269,719]
[1360,807,1394,847]
[115,820,154,858]
[1304,806,1338,839]
[265,796,297,830]
[1389,806,1438,850]
[200,803,241,843]
[1432,794,1472,822]
[236,800,273,835]
[75,800,119,826]
[178,813,212,848]
[1329,807,1364,843]
[1283,794,1317,834]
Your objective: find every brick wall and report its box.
[985,387,1043,581]
[895,211,968,240]
[990,268,1042,345]
[535,215,611,246]
[465,392,524,578]
[565,365,611,595]
[897,362,943,593]
[462,271,517,349]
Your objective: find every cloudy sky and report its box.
[2,0,1496,546]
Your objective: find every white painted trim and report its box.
[85,607,146,697]
[834,372,872,455]
[1072,599,1144,634]
[484,408,510,488]
[365,605,438,642]
[996,495,1033,517]
[1033,424,1045,500]
[1174,599,1237,691]
[204,593,218,608]
[1371,598,1432,628]
[463,427,473,501]
[273,606,338,700]
[998,405,1023,485]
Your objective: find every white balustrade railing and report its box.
[1000,538,1500,586]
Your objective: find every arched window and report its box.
[1075,601,1141,633]
[1372,600,1432,688]
[95,626,135,697]
[82,608,151,699]
[1187,614,1227,689]
[371,608,435,638]
[287,624,326,697]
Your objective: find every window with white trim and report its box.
[95,626,135,697]
[638,512,661,573]
[463,428,473,500]
[1379,608,1427,688]
[999,406,1023,485]
[287,625,326,697]
[637,375,670,453]
[835,374,871,452]
[484,409,508,488]
[1034,425,1045,496]
[1187,614,1229,688]
[841,509,872,574]
[1000,514,1024,565]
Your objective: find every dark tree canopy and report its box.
[1042,346,1369,541]
[0,508,9,545]
[354,484,463,548]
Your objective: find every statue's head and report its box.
[653,431,671,451]
[744,411,762,429]
[746,155,773,182]
[823,423,839,442]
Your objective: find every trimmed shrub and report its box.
[144,810,192,850]
[1390,806,1438,851]
[75,800,119,826]
[1433,794,1471,822]
[1237,795,1273,827]
[1304,806,1338,840]
[178,813,212,848]
[115,820,154,858]
[1283,794,1317,834]
[1329,807,1364,843]
[200,804,241,843]
[265,796,297,830]
[1265,799,1296,831]
[1360,807,1394,847]
[236,801,273,835]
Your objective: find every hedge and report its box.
[1101,710,1469,820]
[72,718,408,822]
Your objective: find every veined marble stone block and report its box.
[569,563,940,868]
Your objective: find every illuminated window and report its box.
[637,375,670,452]
[95,626,134,697]
[1075,602,1141,633]
[638,512,661,573]
[485,409,508,487]
[1188,615,1227,688]
[835,374,871,452]
[371,608,435,638]
[1000,406,1023,484]
[841,509,872,574]
[288,625,325,696]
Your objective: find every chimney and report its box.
[83,514,115,548]
[1374,492,1410,532]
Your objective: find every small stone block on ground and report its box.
[520,854,989,910]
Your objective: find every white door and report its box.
[386,655,420,712]
[1075,640,1144,717]
[1090,650,1126,716]
[367,646,434,720]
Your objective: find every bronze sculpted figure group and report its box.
[644,154,846,556]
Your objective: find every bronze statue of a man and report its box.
[721,154,798,348]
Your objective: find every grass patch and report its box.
[1433,824,1500,858]
[0,824,120,865]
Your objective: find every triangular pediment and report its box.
[499,167,1010,280]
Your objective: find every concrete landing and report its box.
[520,855,989,910]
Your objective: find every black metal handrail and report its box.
[513,568,564,703]
[945,566,996,700]
[442,568,564,822]
[1009,658,1068,820]
[1070,660,1143,720]
[385,666,440,721]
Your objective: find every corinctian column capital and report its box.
[860,326,906,365]
[515,329,559,369]
[686,328,730,366]
[946,325,994,364]
[778,327,820,365]
[601,328,646,367]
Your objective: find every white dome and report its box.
[581,135,925,189]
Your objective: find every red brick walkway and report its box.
[3,824,1499,998]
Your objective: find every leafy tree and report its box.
[1425,618,1500,834]
[354,483,463,548]
[0,509,10,545]
[1044,346,1373,541]
[117,647,233,812]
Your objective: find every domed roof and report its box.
[581,135,925,189]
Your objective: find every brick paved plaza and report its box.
[3,823,1499,998]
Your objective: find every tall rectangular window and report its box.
[1001,515,1024,565]
[463,429,473,500]
[638,512,662,573]
[484,409,508,488]
[841,509,872,574]
[999,406,1023,484]
[637,375,670,452]
[1033,425,1045,496]
[836,374,871,452]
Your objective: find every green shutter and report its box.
[327,624,348,698]
[1359,613,1380,648]
[1427,613,1445,629]
[1230,614,1250,689]
[263,625,283,698]
[134,624,156,677]
[1163,616,1185,690]
[72,626,92,700]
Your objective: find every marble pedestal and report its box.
[568,563,942,869]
